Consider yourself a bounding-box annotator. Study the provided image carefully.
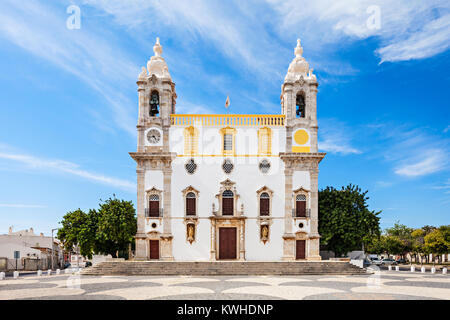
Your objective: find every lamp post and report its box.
[51,228,58,270]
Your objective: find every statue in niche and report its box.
[187,224,195,244]
[261,225,269,244]
[149,91,160,116]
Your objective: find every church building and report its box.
[130,38,326,261]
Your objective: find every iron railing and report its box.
[292,208,311,218]
[145,208,163,218]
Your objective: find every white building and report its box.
[0,227,63,270]
[130,38,325,261]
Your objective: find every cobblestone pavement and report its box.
[0,270,449,300]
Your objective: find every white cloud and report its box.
[368,123,449,178]
[377,13,450,63]
[318,119,362,155]
[395,149,447,177]
[267,0,450,63]
[0,151,136,192]
[0,0,138,136]
[0,204,46,208]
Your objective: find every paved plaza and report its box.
[0,270,449,300]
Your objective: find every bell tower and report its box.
[280,39,325,261]
[132,38,177,261]
[281,39,318,153]
[136,37,177,153]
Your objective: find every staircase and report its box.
[81,261,367,276]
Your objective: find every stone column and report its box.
[308,167,321,260]
[161,166,174,260]
[135,167,147,260]
[210,219,216,261]
[282,165,295,260]
[137,82,146,125]
[239,219,245,261]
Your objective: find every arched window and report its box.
[183,126,199,155]
[186,192,196,216]
[222,190,234,216]
[296,93,305,118]
[149,90,160,116]
[295,194,307,217]
[148,194,160,217]
[258,127,272,155]
[259,192,270,216]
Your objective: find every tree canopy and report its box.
[318,184,381,257]
[57,196,136,259]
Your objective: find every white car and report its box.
[370,257,382,265]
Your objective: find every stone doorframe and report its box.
[209,216,246,261]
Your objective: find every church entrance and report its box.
[219,227,237,260]
[149,240,159,260]
[296,240,306,260]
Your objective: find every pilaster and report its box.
[161,166,174,260]
[135,168,147,260]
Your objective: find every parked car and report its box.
[370,257,382,265]
[381,258,397,265]
[85,261,92,267]
[396,258,407,264]
[363,259,372,267]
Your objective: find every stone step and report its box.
[81,261,366,276]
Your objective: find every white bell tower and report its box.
[281,39,318,153]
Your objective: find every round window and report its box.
[299,223,304,228]
[185,159,197,174]
[222,159,234,174]
[151,223,157,228]
[259,160,271,173]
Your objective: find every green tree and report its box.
[424,227,450,264]
[385,222,413,259]
[411,229,425,264]
[319,184,381,257]
[95,197,137,258]
[57,209,95,258]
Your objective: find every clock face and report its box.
[147,129,161,144]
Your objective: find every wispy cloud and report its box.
[0,0,138,136]
[394,149,447,177]
[318,118,362,155]
[367,122,450,177]
[0,151,136,192]
[268,0,450,63]
[0,204,46,208]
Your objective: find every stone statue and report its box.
[187,224,195,243]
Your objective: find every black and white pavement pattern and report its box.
[0,270,449,300]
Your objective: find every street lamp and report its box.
[51,228,59,270]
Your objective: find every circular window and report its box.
[222,159,234,174]
[259,160,271,173]
[185,159,197,174]
[151,223,157,228]
[299,223,304,228]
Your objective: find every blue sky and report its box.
[0,0,449,235]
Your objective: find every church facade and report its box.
[130,38,325,261]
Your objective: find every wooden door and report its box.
[149,200,160,217]
[260,198,269,216]
[296,200,306,217]
[149,240,159,260]
[222,198,234,216]
[219,227,237,260]
[296,240,306,260]
[186,197,196,216]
